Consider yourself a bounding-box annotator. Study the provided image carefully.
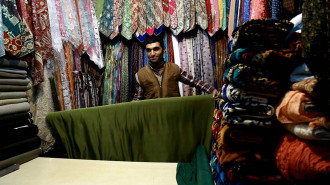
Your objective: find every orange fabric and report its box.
[64,43,76,109]
[275,132,330,182]
[55,68,64,111]
[276,91,329,130]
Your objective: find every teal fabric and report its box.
[46,95,214,162]
[176,145,214,185]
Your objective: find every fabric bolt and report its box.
[167,33,174,63]
[162,0,170,27]
[95,0,105,19]
[0,118,33,131]
[63,0,82,49]
[0,148,41,171]
[271,0,282,19]
[131,0,139,33]
[249,0,270,20]
[193,31,202,82]
[0,92,26,100]
[0,111,31,124]
[0,5,4,57]
[121,0,133,40]
[0,71,26,78]
[86,0,105,69]
[0,68,27,75]
[73,71,84,108]
[163,34,169,62]
[137,0,147,36]
[0,136,41,161]
[0,98,27,106]
[120,44,129,103]
[76,0,91,52]
[201,30,214,88]
[0,102,30,116]
[185,37,195,95]
[154,0,163,29]
[179,38,190,96]
[275,132,330,182]
[0,59,27,69]
[99,0,113,37]
[275,90,329,130]
[283,123,330,141]
[146,0,155,35]
[0,84,31,91]
[31,0,54,86]
[183,0,190,32]
[195,0,208,30]
[242,0,250,24]
[0,123,39,148]
[187,0,196,32]
[102,44,112,105]
[54,0,68,42]
[64,43,76,109]
[291,78,318,97]
[109,0,123,39]
[169,0,178,29]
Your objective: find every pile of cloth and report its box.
[210,18,303,185]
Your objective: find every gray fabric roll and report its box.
[0,102,30,116]
[0,98,28,106]
[0,92,27,100]
[0,78,30,85]
[0,71,26,79]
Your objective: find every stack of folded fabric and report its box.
[0,58,41,171]
[275,77,330,183]
[210,19,303,185]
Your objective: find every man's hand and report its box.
[212,90,219,98]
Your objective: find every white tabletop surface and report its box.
[0,157,178,185]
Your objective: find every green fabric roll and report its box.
[46,95,214,162]
[176,145,214,185]
[0,71,26,78]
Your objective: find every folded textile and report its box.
[0,78,30,85]
[221,101,275,119]
[275,90,330,130]
[0,71,26,78]
[0,123,39,147]
[223,64,282,95]
[229,19,293,52]
[0,92,27,99]
[0,147,41,171]
[0,112,32,124]
[0,84,31,91]
[283,123,330,141]
[0,98,27,106]
[0,118,32,129]
[0,102,30,116]
[0,68,27,75]
[289,63,314,83]
[275,132,330,182]
[221,83,275,105]
[0,136,41,161]
[176,145,214,185]
[0,59,28,69]
[291,78,319,97]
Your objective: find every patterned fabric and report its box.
[131,0,139,33]
[183,0,190,32]
[249,0,270,20]
[109,0,123,39]
[242,0,250,24]
[162,0,170,27]
[99,0,114,37]
[31,0,54,85]
[120,44,129,103]
[271,0,282,19]
[64,43,76,109]
[146,0,155,35]
[54,0,68,42]
[137,0,146,36]
[218,0,224,31]
[201,30,214,88]
[205,0,212,33]
[186,36,196,95]
[0,5,5,57]
[1,0,22,56]
[208,0,220,36]
[154,0,163,29]
[167,32,174,63]
[187,0,195,32]
[95,0,104,19]
[196,0,208,30]
[102,43,112,105]
[169,0,178,29]
[179,38,190,96]
[63,0,82,48]
[121,0,132,40]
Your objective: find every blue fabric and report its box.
[143,49,148,66]
[233,0,239,30]
[154,24,164,36]
[242,0,250,24]
[163,33,169,62]
[271,0,282,19]
[290,63,314,82]
[0,5,5,57]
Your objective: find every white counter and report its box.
[0,157,178,185]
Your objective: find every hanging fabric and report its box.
[99,0,114,37]
[170,0,184,35]
[121,0,133,40]
[110,0,123,39]
[146,0,155,35]
[0,6,5,57]
[196,0,208,30]
[169,0,178,29]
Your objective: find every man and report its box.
[132,35,217,101]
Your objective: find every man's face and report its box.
[146,42,165,63]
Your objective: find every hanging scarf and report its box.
[131,0,139,33]
[146,0,155,35]
[162,0,170,27]
[110,0,123,39]
[121,0,132,40]
[170,0,184,35]
[249,0,270,20]
[0,5,5,57]
[196,0,208,30]
[99,0,114,37]
[169,0,178,29]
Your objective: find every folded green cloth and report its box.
[176,145,214,185]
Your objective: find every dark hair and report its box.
[145,35,164,49]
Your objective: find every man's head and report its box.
[145,36,165,63]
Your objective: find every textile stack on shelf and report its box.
[0,58,41,171]
[210,19,303,185]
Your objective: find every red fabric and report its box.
[205,0,213,33]
[275,132,330,182]
[167,32,174,63]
